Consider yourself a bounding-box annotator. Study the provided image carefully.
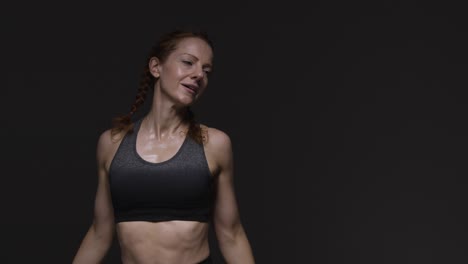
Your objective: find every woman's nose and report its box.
[191,67,204,79]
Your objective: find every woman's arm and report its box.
[208,128,255,264]
[72,130,116,264]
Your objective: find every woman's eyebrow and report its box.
[182,53,213,68]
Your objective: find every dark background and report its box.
[3,1,468,263]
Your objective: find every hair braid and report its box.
[184,107,206,146]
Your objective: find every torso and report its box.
[104,122,219,264]
[116,221,210,264]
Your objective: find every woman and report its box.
[72,30,255,264]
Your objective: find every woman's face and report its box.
[150,37,213,106]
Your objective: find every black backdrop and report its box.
[3,1,468,263]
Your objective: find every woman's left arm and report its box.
[208,128,255,264]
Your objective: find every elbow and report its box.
[215,222,245,245]
[92,220,114,244]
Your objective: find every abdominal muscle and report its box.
[116,220,210,264]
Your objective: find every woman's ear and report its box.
[148,57,161,78]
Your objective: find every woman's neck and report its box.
[143,104,188,141]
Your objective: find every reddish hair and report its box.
[110,29,214,145]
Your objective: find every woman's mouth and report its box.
[182,84,198,95]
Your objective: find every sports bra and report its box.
[109,118,215,223]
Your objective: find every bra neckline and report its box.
[132,118,189,166]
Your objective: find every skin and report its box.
[73,37,255,264]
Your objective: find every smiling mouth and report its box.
[182,84,198,95]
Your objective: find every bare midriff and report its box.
[116,220,210,264]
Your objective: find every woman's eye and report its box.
[182,60,193,65]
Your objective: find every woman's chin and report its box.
[175,95,197,108]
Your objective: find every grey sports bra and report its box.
[109,118,215,223]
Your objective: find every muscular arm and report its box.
[72,130,116,264]
[209,129,255,264]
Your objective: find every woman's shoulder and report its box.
[98,128,126,147]
[96,128,127,171]
[199,124,232,154]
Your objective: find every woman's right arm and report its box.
[72,130,116,264]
